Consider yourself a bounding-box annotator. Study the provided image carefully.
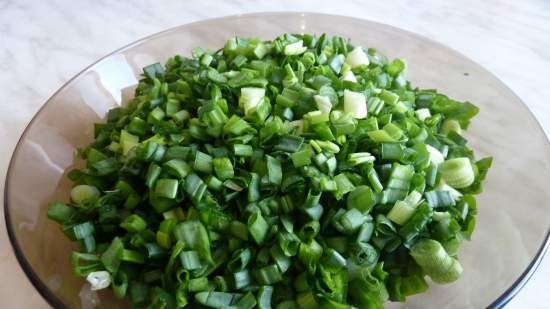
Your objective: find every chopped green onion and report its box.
[195,291,241,307]
[296,290,318,309]
[184,173,207,204]
[48,33,491,308]
[415,108,431,121]
[334,173,355,200]
[425,190,455,208]
[342,70,357,83]
[47,202,75,224]
[240,87,266,116]
[180,250,202,270]
[213,157,235,180]
[345,46,370,68]
[284,40,307,55]
[379,89,399,106]
[120,214,147,233]
[120,130,139,155]
[86,271,111,290]
[194,151,213,173]
[248,211,269,245]
[101,237,124,273]
[278,231,300,257]
[314,95,332,114]
[173,221,213,263]
[235,291,257,309]
[258,285,274,309]
[386,58,406,76]
[439,158,475,188]
[122,249,146,264]
[275,135,304,153]
[224,115,252,135]
[266,155,282,185]
[164,159,191,179]
[347,186,376,213]
[154,179,178,199]
[348,152,375,166]
[410,239,463,283]
[343,90,367,119]
[426,145,445,165]
[255,264,283,285]
[291,148,313,168]
[112,271,128,298]
[233,270,253,289]
[72,221,94,240]
[234,144,253,157]
[70,185,100,205]
[435,180,463,201]
[441,119,462,135]
[387,190,421,225]
[304,110,329,125]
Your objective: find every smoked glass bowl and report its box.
[4,12,550,309]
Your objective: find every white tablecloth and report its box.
[1,0,548,307]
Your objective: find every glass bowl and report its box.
[4,12,550,309]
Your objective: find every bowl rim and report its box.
[4,11,550,309]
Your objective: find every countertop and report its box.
[0,0,549,308]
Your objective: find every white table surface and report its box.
[0,0,548,308]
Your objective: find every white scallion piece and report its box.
[345,46,370,68]
[343,89,367,119]
[86,271,111,291]
[284,40,307,56]
[439,158,475,188]
[313,95,332,114]
[415,108,432,121]
[426,145,445,165]
[239,87,265,116]
[341,70,357,83]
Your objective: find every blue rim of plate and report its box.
[4,11,550,309]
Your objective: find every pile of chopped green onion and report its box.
[48,33,492,309]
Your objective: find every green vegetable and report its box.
[387,191,422,225]
[70,185,100,205]
[410,239,463,283]
[439,158,475,188]
[48,33,491,308]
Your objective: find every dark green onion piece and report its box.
[154,179,178,199]
[47,202,75,224]
[214,157,235,180]
[101,237,124,273]
[180,250,202,270]
[248,211,269,245]
[195,291,242,307]
[120,214,147,233]
[275,135,304,153]
[184,173,207,204]
[234,144,254,157]
[112,271,128,299]
[347,186,376,213]
[173,221,213,263]
[194,151,213,173]
[234,270,253,289]
[266,155,282,185]
[255,264,283,285]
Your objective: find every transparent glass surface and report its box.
[4,12,550,309]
